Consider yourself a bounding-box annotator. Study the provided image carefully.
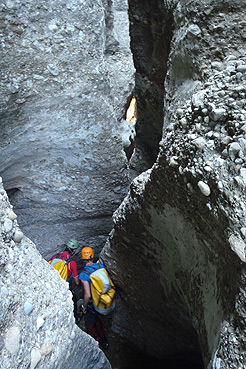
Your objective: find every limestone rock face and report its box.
[0,177,111,369]
[101,0,246,368]
[0,0,135,259]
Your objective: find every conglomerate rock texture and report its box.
[0,0,135,259]
[101,0,246,368]
[1,0,246,368]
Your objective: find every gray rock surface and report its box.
[0,0,135,259]
[101,0,246,368]
[0,178,111,369]
[1,0,246,368]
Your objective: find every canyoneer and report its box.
[48,238,80,321]
[79,246,115,350]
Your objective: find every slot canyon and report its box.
[0,0,246,368]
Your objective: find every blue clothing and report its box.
[79,262,105,284]
[79,261,105,325]
[79,261,108,346]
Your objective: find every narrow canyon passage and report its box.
[128,0,174,174]
[0,0,246,369]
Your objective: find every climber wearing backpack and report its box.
[79,246,115,349]
[48,238,80,321]
[48,238,80,285]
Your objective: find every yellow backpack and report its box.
[48,256,71,281]
[83,264,116,315]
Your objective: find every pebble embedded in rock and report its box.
[240,168,246,179]
[241,228,246,237]
[204,165,212,172]
[204,116,210,124]
[36,316,45,330]
[176,108,183,116]
[13,230,24,243]
[6,0,14,9]
[237,64,246,73]
[198,181,211,196]
[24,300,33,315]
[229,234,246,262]
[180,117,188,127]
[170,156,179,167]
[5,326,21,355]
[209,107,226,121]
[228,142,241,160]
[191,90,206,108]
[30,348,42,369]
[71,329,76,340]
[6,263,14,273]
[192,137,207,150]
[187,24,201,37]
[187,183,193,192]
[234,176,245,188]
[40,343,54,357]
[113,186,121,193]
[4,219,13,233]
[7,210,17,221]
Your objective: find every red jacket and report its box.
[49,251,78,279]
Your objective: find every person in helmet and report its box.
[49,238,80,286]
[79,247,109,349]
[49,239,80,321]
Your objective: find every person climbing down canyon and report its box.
[48,238,80,321]
[79,246,115,350]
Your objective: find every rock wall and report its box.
[0,0,135,259]
[101,0,246,368]
[0,177,111,369]
[1,0,246,368]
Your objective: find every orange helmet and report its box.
[81,247,94,260]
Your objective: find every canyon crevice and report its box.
[1,0,246,368]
